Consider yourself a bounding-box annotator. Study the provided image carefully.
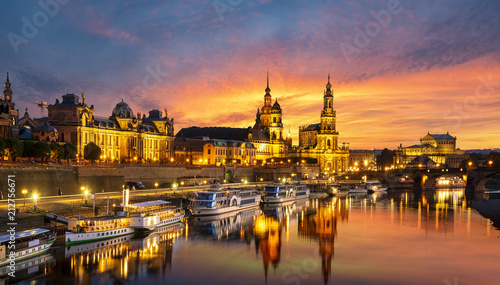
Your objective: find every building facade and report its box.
[251,72,288,159]
[173,137,256,166]
[294,75,349,173]
[394,132,466,168]
[48,93,175,162]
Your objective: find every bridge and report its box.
[384,167,500,191]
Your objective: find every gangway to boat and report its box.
[45,213,69,225]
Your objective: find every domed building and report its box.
[111,100,134,118]
[47,94,175,163]
[32,122,59,142]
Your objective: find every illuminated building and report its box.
[175,73,288,164]
[394,132,466,168]
[47,93,175,162]
[295,75,349,173]
[173,136,256,165]
[0,73,19,138]
[251,71,287,159]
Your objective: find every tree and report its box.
[84,142,101,162]
[34,141,51,162]
[22,140,36,159]
[6,138,23,162]
[460,152,484,168]
[376,148,395,170]
[486,151,500,167]
[50,143,64,161]
[63,143,77,164]
[0,137,6,158]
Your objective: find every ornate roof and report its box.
[272,99,281,110]
[112,100,133,118]
[33,122,57,133]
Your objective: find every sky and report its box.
[1,0,499,150]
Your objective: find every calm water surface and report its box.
[11,190,500,285]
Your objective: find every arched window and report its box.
[327,140,331,148]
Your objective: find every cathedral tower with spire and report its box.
[251,70,287,159]
[0,73,19,138]
[295,74,349,173]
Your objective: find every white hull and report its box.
[191,200,260,216]
[65,234,134,257]
[0,240,55,266]
[263,194,309,204]
[0,253,54,277]
[65,227,135,244]
[130,214,185,231]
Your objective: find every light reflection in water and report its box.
[66,223,184,284]
[25,190,500,285]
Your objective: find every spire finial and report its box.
[267,67,269,88]
[6,72,9,82]
[265,68,271,94]
[328,73,330,84]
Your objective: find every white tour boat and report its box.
[65,216,134,244]
[0,228,56,266]
[189,187,261,216]
[262,184,310,203]
[119,200,185,234]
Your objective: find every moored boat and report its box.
[189,187,261,216]
[65,216,134,244]
[117,200,185,234]
[262,184,310,203]
[366,181,388,193]
[0,228,56,266]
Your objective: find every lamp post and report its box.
[33,194,38,210]
[85,190,89,204]
[489,160,493,167]
[22,189,27,207]
[155,182,159,196]
[81,186,86,203]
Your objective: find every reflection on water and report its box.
[298,197,348,284]
[21,190,500,284]
[65,223,184,284]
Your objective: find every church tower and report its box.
[3,72,13,102]
[316,74,338,150]
[260,70,273,128]
[0,73,19,138]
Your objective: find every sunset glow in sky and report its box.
[1,0,499,149]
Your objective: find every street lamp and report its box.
[33,194,38,210]
[489,160,493,167]
[155,182,159,196]
[22,189,27,207]
[468,161,472,167]
[85,190,89,204]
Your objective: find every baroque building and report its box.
[394,132,466,168]
[48,93,175,162]
[294,75,349,173]
[175,73,289,164]
[0,73,19,138]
